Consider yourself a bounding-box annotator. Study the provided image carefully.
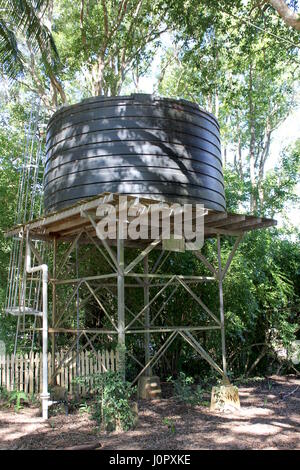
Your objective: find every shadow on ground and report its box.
[0,375,299,450]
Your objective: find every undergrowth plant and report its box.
[0,386,9,400]
[79,402,91,414]
[168,372,203,406]
[8,390,28,411]
[162,417,176,434]
[75,371,136,431]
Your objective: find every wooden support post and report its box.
[144,255,151,376]
[76,240,80,398]
[217,235,227,377]
[117,232,125,380]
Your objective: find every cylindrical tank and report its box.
[44,94,225,213]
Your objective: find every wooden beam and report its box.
[45,216,89,234]
[227,217,262,231]
[238,220,276,232]
[4,192,278,243]
[209,215,246,228]
[205,212,228,224]
[205,227,241,236]
[194,251,218,277]
[221,234,243,280]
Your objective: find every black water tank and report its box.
[44,94,225,213]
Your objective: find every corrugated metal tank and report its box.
[44,94,225,213]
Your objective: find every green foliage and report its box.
[0,0,59,79]
[51,0,166,97]
[79,402,91,415]
[162,417,176,434]
[262,140,300,216]
[8,390,28,411]
[153,222,299,379]
[75,371,137,432]
[168,372,203,406]
[159,1,299,213]
[0,385,9,400]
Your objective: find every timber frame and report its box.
[5,192,277,387]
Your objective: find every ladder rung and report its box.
[5,307,43,317]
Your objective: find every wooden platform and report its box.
[5,192,277,245]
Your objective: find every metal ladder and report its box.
[5,99,47,354]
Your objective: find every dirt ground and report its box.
[0,375,299,450]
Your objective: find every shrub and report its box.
[0,386,9,400]
[75,371,137,431]
[8,390,28,411]
[168,372,203,406]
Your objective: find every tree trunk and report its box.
[236,117,244,180]
[257,119,272,209]
[268,0,300,31]
[94,57,105,96]
[248,63,257,213]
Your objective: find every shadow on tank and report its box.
[44,94,226,213]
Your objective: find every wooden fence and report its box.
[0,350,118,395]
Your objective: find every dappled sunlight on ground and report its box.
[0,375,299,449]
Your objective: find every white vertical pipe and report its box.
[25,232,49,419]
[144,255,151,376]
